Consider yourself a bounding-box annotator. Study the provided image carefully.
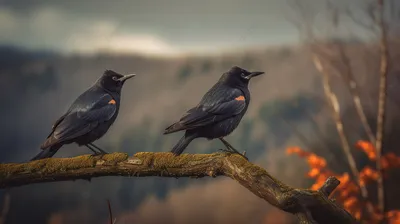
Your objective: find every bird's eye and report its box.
[112,76,118,81]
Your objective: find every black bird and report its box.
[164,66,264,157]
[31,70,135,161]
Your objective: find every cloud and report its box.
[0,8,20,39]
[65,22,181,56]
[0,7,181,56]
[106,35,180,55]
[0,2,304,56]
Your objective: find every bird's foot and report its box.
[89,154,98,158]
[218,149,248,160]
[218,148,233,154]
[236,151,249,161]
[88,143,109,154]
[96,149,109,154]
[227,148,248,161]
[89,152,107,158]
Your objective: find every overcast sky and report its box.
[0,0,393,56]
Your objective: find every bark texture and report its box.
[0,152,357,224]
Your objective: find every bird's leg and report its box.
[219,138,240,154]
[89,143,109,154]
[85,144,101,155]
[218,138,235,153]
[218,138,248,160]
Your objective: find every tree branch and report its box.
[375,0,389,215]
[0,152,356,224]
[107,199,115,224]
[0,192,10,224]
[312,55,376,218]
[334,44,376,145]
[312,55,361,186]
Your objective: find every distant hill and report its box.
[2,42,400,224]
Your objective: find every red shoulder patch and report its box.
[235,96,245,101]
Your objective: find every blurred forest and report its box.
[0,44,317,224]
[1,0,400,224]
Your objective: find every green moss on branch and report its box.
[0,152,356,224]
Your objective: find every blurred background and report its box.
[0,0,400,223]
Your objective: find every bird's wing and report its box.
[51,93,117,143]
[164,88,246,133]
[181,97,245,126]
[46,112,69,138]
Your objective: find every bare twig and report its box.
[279,115,340,168]
[335,44,376,145]
[286,0,317,41]
[375,0,389,215]
[312,45,376,145]
[312,55,359,184]
[294,99,335,155]
[0,152,357,224]
[107,199,113,224]
[312,3,376,147]
[280,116,316,152]
[312,55,375,217]
[288,1,372,217]
[344,7,377,33]
[0,193,10,224]
[298,96,343,166]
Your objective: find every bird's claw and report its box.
[218,149,248,160]
[97,150,109,154]
[89,152,107,158]
[218,148,233,153]
[89,154,97,159]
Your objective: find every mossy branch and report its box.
[0,152,356,224]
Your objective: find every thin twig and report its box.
[0,192,10,224]
[313,55,359,184]
[335,44,376,145]
[279,116,314,150]
[344,8,377,32]
[375,0,389,215]
[296,100,341,165]
[107,199,113,224]
[312,55,375,218]
[279,115,340,168]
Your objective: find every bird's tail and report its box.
[164,122,185,135]
[171,134,196,156]
[30,145,61,161]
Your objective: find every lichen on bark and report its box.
[0,152,356,224]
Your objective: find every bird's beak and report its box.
[118,74,136,82]
[247,71,264,79]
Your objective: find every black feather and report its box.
[164,66,264,155]
[33,70,133,159]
